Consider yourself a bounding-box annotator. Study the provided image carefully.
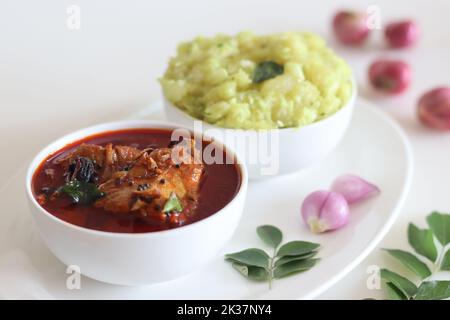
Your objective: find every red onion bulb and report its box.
[333,11,370,46]
[418,87,450,130]
[385,20,419,49]
[368,59,411,94]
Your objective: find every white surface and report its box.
[1,0,450,299]
[165,88,355,180]
[25,120,248,286]
[1,100,412,299]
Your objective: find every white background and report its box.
[1,0,450,299]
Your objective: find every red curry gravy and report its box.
[32,129,241,233]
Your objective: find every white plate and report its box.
[0,98,412,299]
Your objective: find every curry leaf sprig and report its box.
[225,225,320,289]
[378,211,450,300]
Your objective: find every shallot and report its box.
[301,175,380,234]
[417,87,450,130]
[368,59,411,94]
[385,20,419,49]
[301,191,350,234]
[331,174,380,204]
[332,10,370,46]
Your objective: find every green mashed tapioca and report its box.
[160,32,353,129]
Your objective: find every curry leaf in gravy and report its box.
[58,180,105,205]
[252,61,284,83]
[163,192,183,213]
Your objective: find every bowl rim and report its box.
[25,119,248,239]
[163,77,357,132]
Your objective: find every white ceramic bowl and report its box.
[164,84,356,180]
[25,120,248,286]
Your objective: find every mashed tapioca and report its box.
[160,32,353,129]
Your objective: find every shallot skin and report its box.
[301,190,350,234]
[418,87,450,130]
[368,60,411,94]
[332,11,370,46]
[385,20,419,49]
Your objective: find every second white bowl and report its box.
[164,87,356,180]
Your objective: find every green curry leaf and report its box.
[225,226,321,289]
[273,258,320,279]
[380,269,418,299]
[383,249,432,279]
[426,211,450,246]
[276,241,320,258]
[440,249,450,271]
[225,248,270,270]
[385,282,408,300]
[372,212,450,300]
[407,223,438,262]
[58,180,104,205]
[414,281,450,300]
[256,225,283,249]
[252,61,284,83]
[231,262,269,281]
[274,251,318,268]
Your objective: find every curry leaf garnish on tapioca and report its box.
[252,61,284,83]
